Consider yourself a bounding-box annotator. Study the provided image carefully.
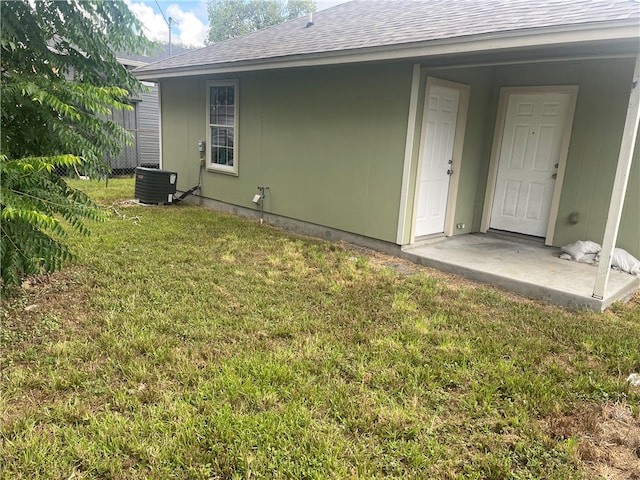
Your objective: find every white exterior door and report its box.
[490,92,573,237]
[415,84,460,237]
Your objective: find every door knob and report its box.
[551,173,557,179]
[447,169,454,175]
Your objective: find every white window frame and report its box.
[206,80,239,175]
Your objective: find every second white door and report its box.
[490,92,573,237]
[415,84,460,237]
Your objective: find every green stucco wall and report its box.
[619,136,640,257]
[417,58,639,257]
[399,66,496,242]
[160,63,413,242]
[491,58,639,256]
[160,57,639,258]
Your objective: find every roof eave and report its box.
[134,21,640,81]
[117,57,149,68]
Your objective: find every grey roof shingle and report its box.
[118,44,193,65]
[135,0,640,75]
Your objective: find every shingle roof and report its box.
[118,44,193,65]
[135,0,640,76]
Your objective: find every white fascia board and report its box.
[117,57,149,68]
[135,22,639,81]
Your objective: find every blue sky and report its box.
[127,0,348,47]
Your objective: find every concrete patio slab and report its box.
[401,233,640,311]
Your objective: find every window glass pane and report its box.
[211,146,234,166]
[210,86,235,125]
[211,127,233,147]
[223,105,234,126]
[210,126,234,166]
[210,103,217,125]
[224,86,234,105]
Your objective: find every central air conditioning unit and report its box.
[134,167,178,204]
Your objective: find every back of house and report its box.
[134,0,640,295]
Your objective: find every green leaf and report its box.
[206,0,316,44]
[0,0,153,289]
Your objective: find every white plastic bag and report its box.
[560,240,601,263]
[610,248,640,276]
[560,241,640,275]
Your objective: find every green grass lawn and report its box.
[2,178,639,479]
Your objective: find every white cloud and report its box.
[317,0,349,10]
[126,0,207,47]
[166,4,207,47]
[126,1,169,42]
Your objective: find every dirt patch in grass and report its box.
[4,268,92,339]
[548,402,640,479]
[342,240,562,307]
[343,240,445,278]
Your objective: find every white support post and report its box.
[396,64,422,245]
[592,52,640,299]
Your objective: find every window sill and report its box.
[206,165,238,176]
